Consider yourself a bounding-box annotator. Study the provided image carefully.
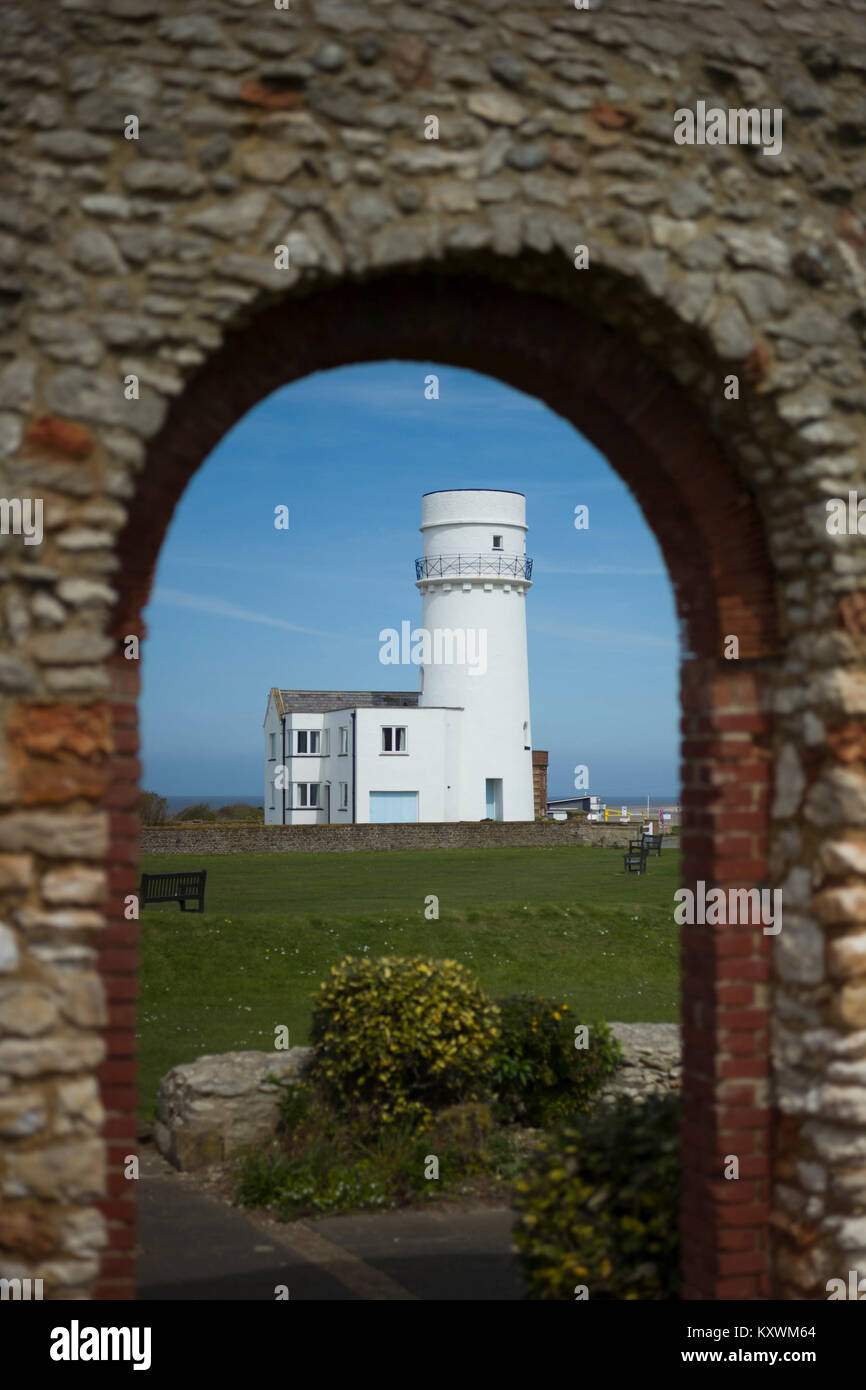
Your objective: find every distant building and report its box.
[546,794,601,821]
[264,489,543,824]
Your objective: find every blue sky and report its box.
[141,361,680,801]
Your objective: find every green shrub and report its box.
[238,1100,514,1217]
[235,1147,299,1209]
[512,1092,681,1300]
[490,996,622,1125]
[309,955,501,1130]
[172,802,216,822]
[425,1100,493,1154]
[236,1145,389,1218]
[139,790,168,826]
[214,802,264,823]
[277,1080,316,1134]
[349,1102,497,1202]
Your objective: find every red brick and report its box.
[718,985,756,1005]
[94,1281,135,1301]
[718,1009,770,1031]
[102,1224,135,1250]
[720,1106,771,1129]
[719,1250,769,1275]
[715,714,771,733]
[102,781,141,809]
[97,1059,138,1084]
[102,1115,137,1140]
[96,1254,135,1278]
[98,948,138,974]
[108,835,139,863]
[100,1086,137,1110]
[24,415,95,457]
[100,924,140,948]
[101,1029,136,1062]
[715,1276,762,1298]
[238,79,302,109]
[112,728,138,755]
[107,1002,136,1028]
[97,1197,137,1222]
[103,977,138,1001]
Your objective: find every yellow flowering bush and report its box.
[490,995,622,1125]
[309,955,501,1129]
[512,1093,681,1300]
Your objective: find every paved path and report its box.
[136,1152,523,1301]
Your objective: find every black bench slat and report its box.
[623,844,648,873]
[139,870,207,913]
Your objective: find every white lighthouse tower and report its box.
[416,489,535,821]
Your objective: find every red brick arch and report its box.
[103,273,779,1299]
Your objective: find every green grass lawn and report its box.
[138,845,681,1119]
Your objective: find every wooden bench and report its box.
[139,870,207,913]
[623,847,647,874]
[642,833,663,857]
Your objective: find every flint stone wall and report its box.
[155,1046,313,1172]
[154,1030,679,1174]
[139,821,651,854]
[0,0,862,1303]
[600,1022,682,1104]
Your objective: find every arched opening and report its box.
[102,273,779,1300]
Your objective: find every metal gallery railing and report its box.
[415,553,533,580]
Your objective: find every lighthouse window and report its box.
[492,534,503,549]
[382,726,407,753]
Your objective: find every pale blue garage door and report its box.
[369,791,418,823]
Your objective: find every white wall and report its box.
[263,694,283,826]
[282,712,328,825]
[417,490,535,821]
[354,707,460,823]
[323,710,353,823]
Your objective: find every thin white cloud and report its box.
[161,558,293,576]
[529,618,677,651]
[538,564,666,577]
[150,588,345,639]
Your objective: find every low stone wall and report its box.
[139,821,664,855]
[599,1023,682,1104]
[155,1047,312,1171]
[155,1027,681,1172]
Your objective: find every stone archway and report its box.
[109,270,781,1301]
[1,0,864,1303]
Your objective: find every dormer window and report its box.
[492,534,503,550]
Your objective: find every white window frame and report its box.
[381,725,408,754]
[294,729,327,756]
[338,781,348,810]
[268,731,277,760]
[339,726,348,756]
[492,534,503,550]
[293,782,321,809]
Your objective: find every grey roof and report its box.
[275,689,420,714]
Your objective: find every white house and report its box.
[263,489,537,824]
